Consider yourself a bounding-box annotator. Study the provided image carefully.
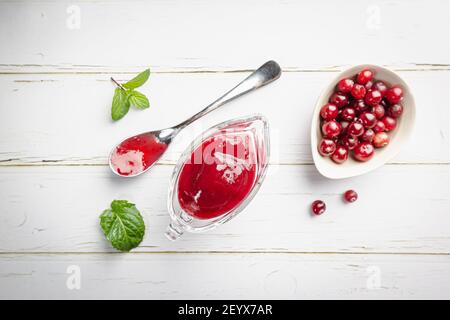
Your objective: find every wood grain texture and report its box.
[1,71,449,165]
[1,253,449,299]
[0,0,450,73]
[1,165,449,253]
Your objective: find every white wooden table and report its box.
[1,0,449,299]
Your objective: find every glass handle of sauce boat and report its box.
[176,60,281,129]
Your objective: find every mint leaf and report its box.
[129,90,150,109]
[111,88,130,121]
[100,200,145,252]
[123,69,150,89]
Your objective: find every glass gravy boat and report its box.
[165,115,270,240]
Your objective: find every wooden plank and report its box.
[0,0,449,73]
[0,253,449,299]
[0,71,449,165]
[0,165,449,253]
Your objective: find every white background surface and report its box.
[0,0,449,299]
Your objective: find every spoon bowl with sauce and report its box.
[109,61,281,177]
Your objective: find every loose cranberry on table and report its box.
[351,84,366,99]
[331,145,349,164]
[356,69,374,85]
[344,190,358,203]
[318,138,337,156]
[347,121,365,137]
[388,104,403,118]
[373,132,390,148]
[311,200,326,215]
[337,78,354,93]
[320,103,339,120]
[329,92,349,108]
[353,142,375,162]
[382,116,397,131]
[364,89,382,106]
[385,86,403,104]
[322,120,341,138]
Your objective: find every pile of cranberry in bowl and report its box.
[311,65,416,179]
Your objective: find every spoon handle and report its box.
[176,60,282,129]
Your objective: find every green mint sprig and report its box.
[100,200,145,252]
[110,68,150,121]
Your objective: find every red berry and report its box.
[365,80,374,90]
[344,190,358,203]
[318,138,337,156]
[347,121,365,137]
[382,116,397,131]
[329,92,349,108]
[361,128,375,142]
[388,104,403,118]
[359,112,377,129]
[385,86,403,104]
[340,135,359,150]
[371,104,386,119]
[373,132,390,148]
[311,200,326,215]
[356,69,374,85]
[353,142,375,162]
[350,99,369,114]
[351,84,366,100]
[322,120,341,138]
[364,89,383,106]
[337,78,354,93]
[331,145,349,164]
[339,121,350,135]
[372,81,388,97]
[373,120,386,133]
[340,107,356,121]
[320,103,339,120]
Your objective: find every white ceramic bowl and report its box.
[311,64,416,179]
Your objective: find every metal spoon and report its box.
[109,60,282,177]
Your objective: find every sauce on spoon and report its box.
[110,133,168,176]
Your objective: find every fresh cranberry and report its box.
[340,135,359,150]
[373,132,390,148]
[337,78,354,93]
[347,121,365,137]
[353,142,375,162]
[329,92,349,108]
[311,200,326,215]
[388,104,403,118]
[331,145,349,164]
[344,190,358,203]
[320,103,339,120]
[356,69,374,85]
[340,107,356,121]
[322,120,341,138]
[350,99,369,114]
[339,121,350,135]
[372,81,388,97]
[361,128,375,142]
[351,84,366,100]
[359,112,377,129]
[364,89,383,106]
[318,138,337,156]
[373,120,386,133]
[371,104,386,119]
[382,116,397,131]
[365,80,374,90]
[385,86,404,104]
